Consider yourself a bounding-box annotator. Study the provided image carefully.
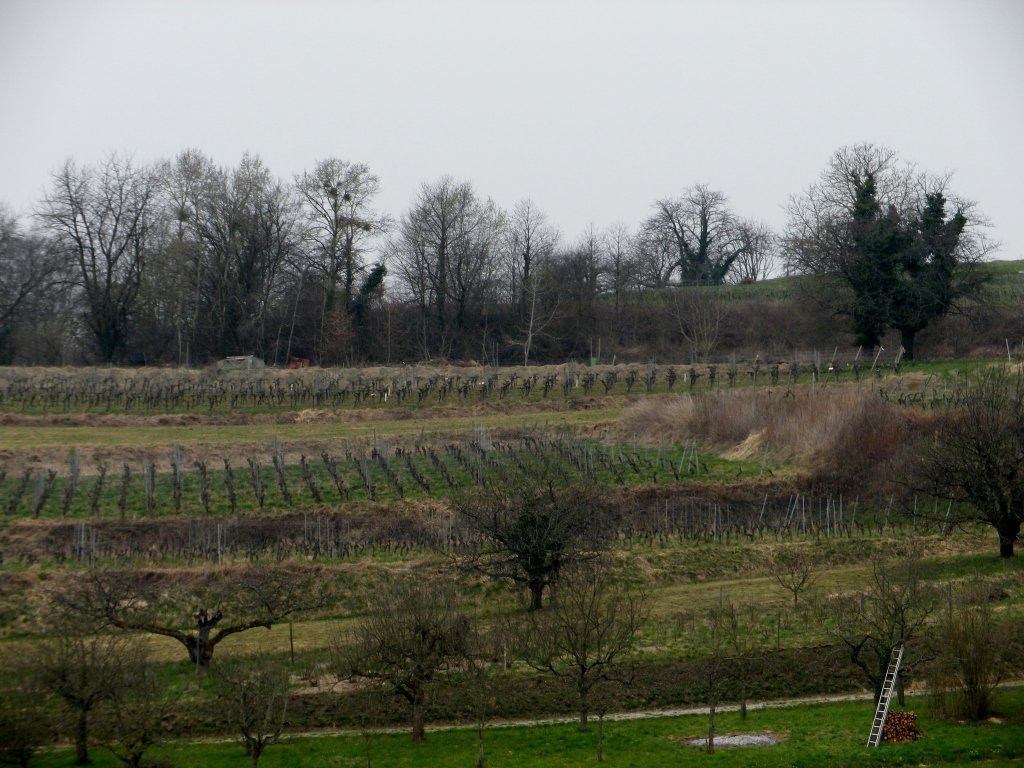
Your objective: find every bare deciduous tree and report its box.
[54,566,327,670]
[94,644,179,768]
[215,653,290,768]
[768,550,818,606]
[191,153,299,360]
[513,252,559,367]
[295,158,389,362]
[390,177,500,359]
[603,222,639,346]
[34,620,128,765]
[0,205,59,364]
[825,553,938,703]
[731,220,780,283]
[454,464,613,609]
[502,199,559,313]
[37,155,156,362]
[915,366,1024,557]
[665,287,728,363]
[344,576,467,743]
[641,185,748,285]
[521,564,647,732]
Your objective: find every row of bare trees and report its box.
[1,151,781,367]
[7,549,1017,766]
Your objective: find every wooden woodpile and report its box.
[883,711,919,742]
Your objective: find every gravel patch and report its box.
[685,733,779,748]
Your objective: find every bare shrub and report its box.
[928,582,1020,720]
[768,550,818,605]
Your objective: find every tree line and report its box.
[0,144,993,366]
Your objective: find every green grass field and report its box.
[31,688,1024,767]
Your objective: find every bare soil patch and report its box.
[681,733,780,748]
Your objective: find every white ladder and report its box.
[867,644,904,747]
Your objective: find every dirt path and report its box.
[184,681,1024,743]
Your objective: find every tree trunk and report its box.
[740,679,747,720]
[996,517,1019,557]
[1000,537,1015,558]
[597,713,604,762]
[75,707,89,766]
[578,689,589,733]
[529,582,544,611]
[476,721,484,768]
[896,672,905,706]
[412,698,425,743]
[900,328,916,362]
[251,750,261,768]
[707,691,716,755]
[187,610,222,670]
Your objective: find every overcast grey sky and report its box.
[1,0,1022,259]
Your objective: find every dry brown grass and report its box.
[619,385,936,491]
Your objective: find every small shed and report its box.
[217,355,265,372]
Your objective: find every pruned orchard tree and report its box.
[215,653,290,768]
[768,550,818,605]
[915,366,1024,557]
[93,644,179,768]
[521,563,647,733]
[343,576,467,744]
[37,155,157,363]
[695,598,730,755]
[641,185,749,286]
[454,462,614,609]
[824,553,938,703]
[33,618,130,766]
[52,565,327,670]
[784,143,994,359]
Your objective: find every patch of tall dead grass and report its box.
[620,387,934,491]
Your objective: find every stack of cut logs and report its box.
[882,711,919,742]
